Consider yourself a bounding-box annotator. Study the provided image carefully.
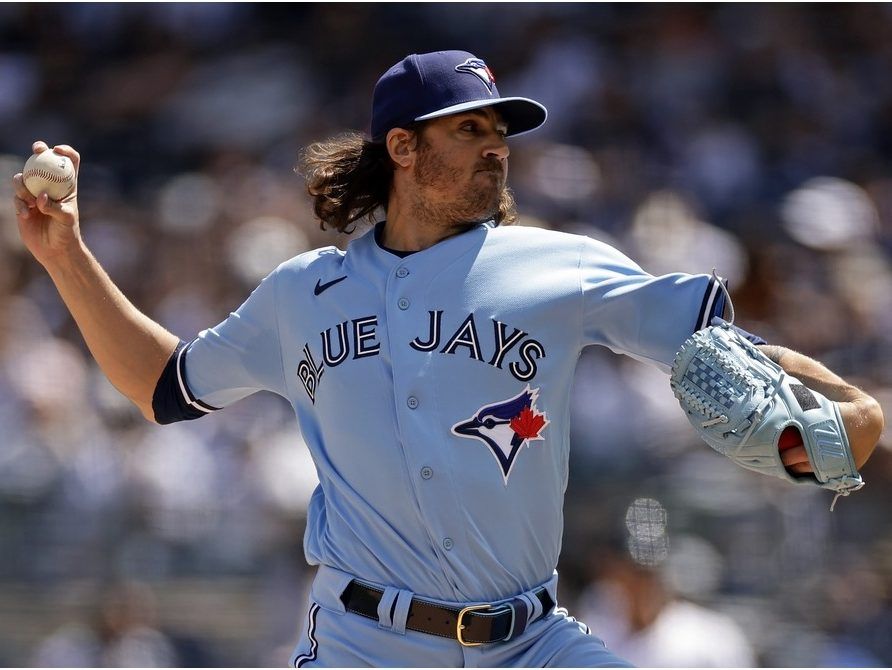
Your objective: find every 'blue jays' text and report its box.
[297,311,546,403]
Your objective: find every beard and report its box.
[412,139,505,228]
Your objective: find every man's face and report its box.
[409,107,510,225]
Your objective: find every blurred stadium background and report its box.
[2,3,892,666]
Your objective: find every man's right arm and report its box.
[12,141,178,422]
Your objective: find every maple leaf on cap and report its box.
[510,406,547,440]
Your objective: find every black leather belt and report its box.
[340,580,555,646]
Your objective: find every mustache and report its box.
[475,159,504,175]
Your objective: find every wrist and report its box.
[758,344,787,366]
[42,238,92,277]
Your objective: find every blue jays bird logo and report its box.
[452,386,549,483]
[455,58,496,93]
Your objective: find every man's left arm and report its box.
[759,345,885,474]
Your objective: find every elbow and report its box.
[136,399,160,424]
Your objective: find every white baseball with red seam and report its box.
[22,151,75,200]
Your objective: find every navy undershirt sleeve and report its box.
[710,316,769,346]
[701,277,768,345]
[151,340,220,424]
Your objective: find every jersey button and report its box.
[407,396,419,409]
[420,466,433,480]
[396,267,409,278]
[442,538,454,551]
[398,298,410,310]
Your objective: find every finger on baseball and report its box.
[35,192,65,217]
[11,174,37,206]
[32,140,49,154]
[52,144,80,171]
[14,194,31,218]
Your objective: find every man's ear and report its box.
[386,127,416,168]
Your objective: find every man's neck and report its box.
[381,194,481,252]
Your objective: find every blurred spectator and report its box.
[32,582,177,667]
[577,549,756,667]
[576,503,756,668]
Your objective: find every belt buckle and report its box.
[456,604,492,647]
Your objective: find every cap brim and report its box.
[414,96,547,137]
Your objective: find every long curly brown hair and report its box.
[297,126,518,233]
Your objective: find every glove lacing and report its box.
[674,385,728,428]
[676,343,761,431]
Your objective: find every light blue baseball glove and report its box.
[670,322,864,509]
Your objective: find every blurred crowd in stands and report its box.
[2,3,892,666]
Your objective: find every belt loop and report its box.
[524,592,543,623]
[376,586,399,631]
[390,589,413,635]
[505,597,529,641]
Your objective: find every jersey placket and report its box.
[382,251,475,598]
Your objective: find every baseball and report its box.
[22,151,76,200]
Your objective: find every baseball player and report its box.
[11,50,883,667]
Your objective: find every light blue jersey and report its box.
[177,222,721,609]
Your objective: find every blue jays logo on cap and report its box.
[452,385,549,484]
[455,57,496,93]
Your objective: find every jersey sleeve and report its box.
[153,269,288,422]
[580,238,724,372]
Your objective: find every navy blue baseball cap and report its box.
[370,50,548,141]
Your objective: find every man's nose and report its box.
[483,135,510,160]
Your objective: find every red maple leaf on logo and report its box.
[510,406,547,440]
